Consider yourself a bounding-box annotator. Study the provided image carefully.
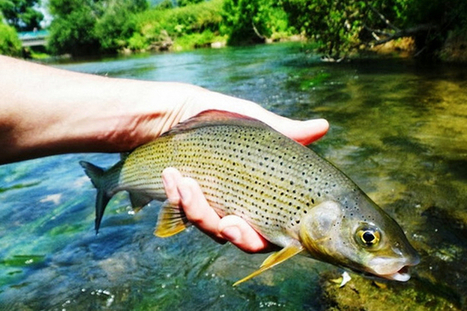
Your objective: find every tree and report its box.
[222,0,289,45]
[48,6,100,56]
[281,0,467,58]
[48,0,148,55]
[95,0,148,52]
[0,0,44,31]
[47,0,100,55]
[0,17,22,55]
[282,0,374,57]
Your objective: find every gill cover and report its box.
[299,201,344,265]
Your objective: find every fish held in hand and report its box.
[80,110,420,285]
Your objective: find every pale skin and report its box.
[0,55,329,253]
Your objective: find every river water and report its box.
[1,43,466,310]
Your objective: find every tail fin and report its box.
[79,161,112,234]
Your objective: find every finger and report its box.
[185,93,329,146]
[219,215,272,253]
[161,167,182,204]
[176,177,224,241]
[246,107,329,145]
[276,118,329,145]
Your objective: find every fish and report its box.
[80,110,420,285]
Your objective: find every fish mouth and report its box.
[379,266,411,282]
[367,256,419,282]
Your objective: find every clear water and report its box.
[1,43,466,310]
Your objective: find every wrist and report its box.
[102,81,205,151]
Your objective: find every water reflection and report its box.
[1,43,466,310]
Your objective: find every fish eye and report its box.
[355,227,381,247]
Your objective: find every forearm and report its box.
[0,56,199,164]
[0,56,328,165]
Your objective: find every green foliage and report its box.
[282,0,370,57]
[176,0,203,7]
[45,0,467,59]
[47,5,99,55]
[94,0,148,53]
[172,29,225,50]
[128,32,149,51]
[48,0,148,55]
[404,0,467,52]
[132,0,224,50]
[0,0,43,31]
[222,0,293,45]
[0,19,22,56]
[282,0,467,58]
[155,0,173,9]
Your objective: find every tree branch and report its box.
[368,4,401,32]
[368,24,435,47]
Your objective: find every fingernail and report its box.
[221,226,241,243]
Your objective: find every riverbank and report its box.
[4,0,467,64]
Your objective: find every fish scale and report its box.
[80,110,420,285]
[117,122,337,245]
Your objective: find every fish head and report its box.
[299,200,420,281]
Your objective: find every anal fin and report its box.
[154,200,191,237]
[233,244,304,286]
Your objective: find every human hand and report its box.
[159,101,329,253]
[162,167,272,253]
[0,55,327,252]
[133,85,329,147]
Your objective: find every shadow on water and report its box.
[1,43,467,310]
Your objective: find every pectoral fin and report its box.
[154,200,191,237]
[233,244,304,286]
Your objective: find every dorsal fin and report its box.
[161,110,272,137]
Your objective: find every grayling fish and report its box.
[80,110,420,285]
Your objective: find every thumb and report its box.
[274,118,329,145]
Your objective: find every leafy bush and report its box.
[48,0,147,55]
[48,6,100,56]
[0,21,22,56]
[94,0,148,53]
[131,0,224,51]
[281,0,467,58]
[222,0,293,45]
[173,30,226,50]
